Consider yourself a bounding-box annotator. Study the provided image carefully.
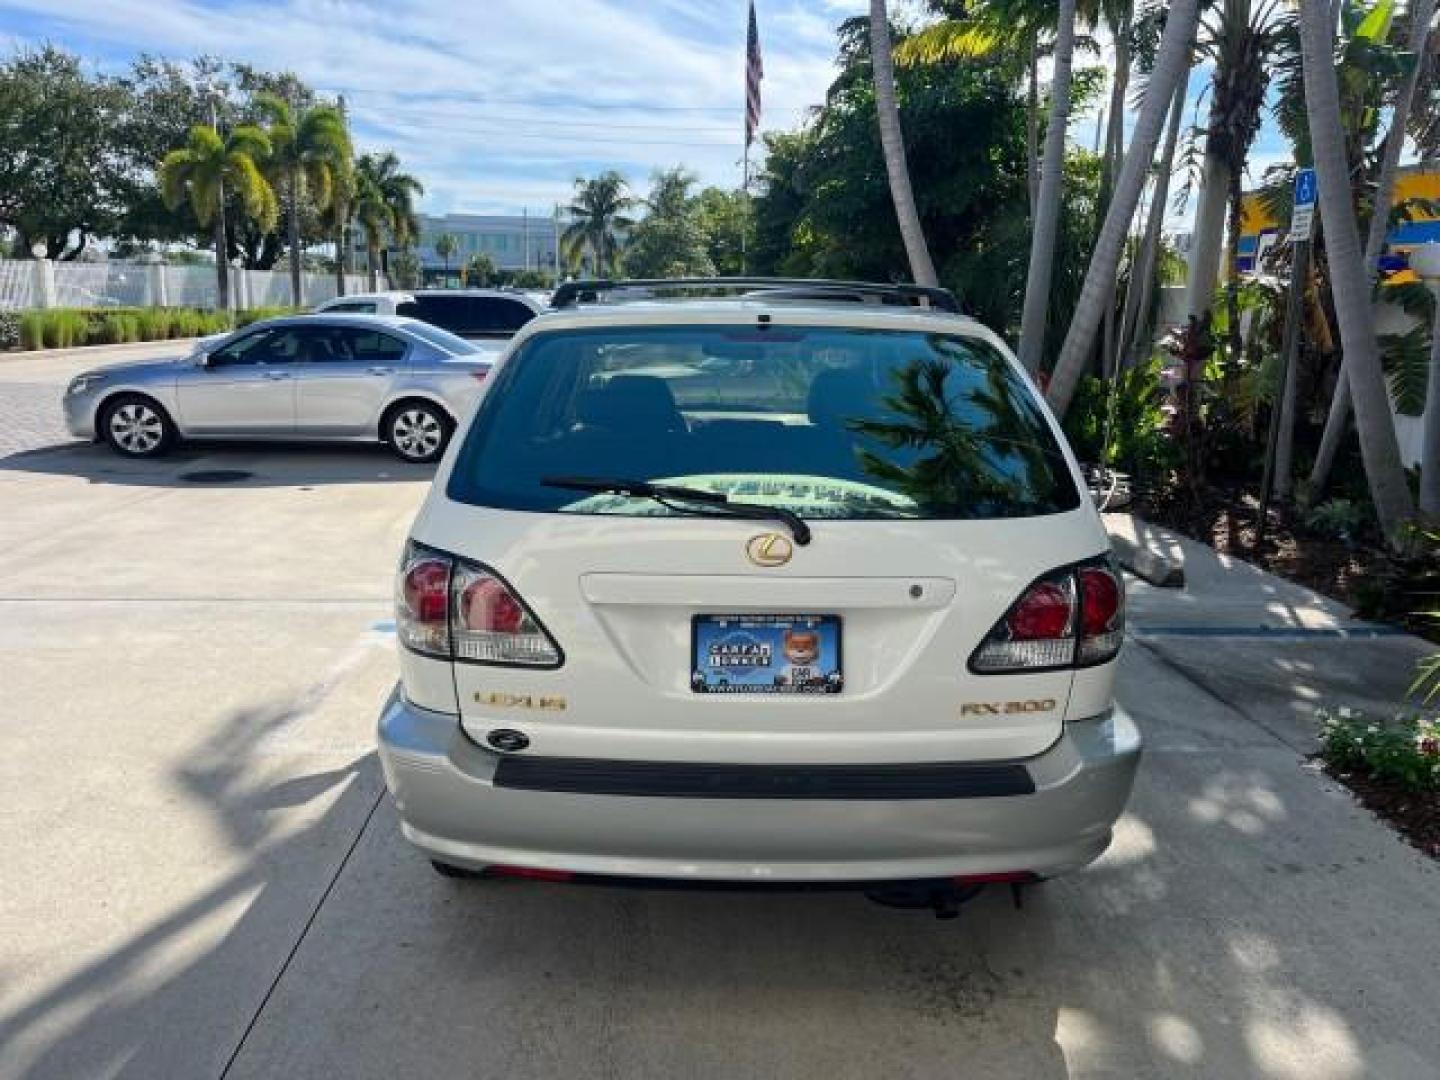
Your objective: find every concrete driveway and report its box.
[1,345,1437,1079]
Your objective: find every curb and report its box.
[2,337,201,362]
[1109,531,1185,588]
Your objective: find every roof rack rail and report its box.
[549,277,960,313]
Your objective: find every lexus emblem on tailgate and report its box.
[746,532,793,567]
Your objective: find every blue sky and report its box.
[0,0,1289,226]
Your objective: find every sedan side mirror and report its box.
[193,351,212,368]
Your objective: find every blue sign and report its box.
[1294,168,1317,209]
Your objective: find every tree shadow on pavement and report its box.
[0,687,384,1080]
[0,440,436,488]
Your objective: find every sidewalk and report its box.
[1107,512,1430,753]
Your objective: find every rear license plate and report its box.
[690,614,842,695]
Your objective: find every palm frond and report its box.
[1380,322,1432,415]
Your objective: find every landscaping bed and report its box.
[0,306,299,352]
[1142,481,1435,637]
[1317,708,1440,860]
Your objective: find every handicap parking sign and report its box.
[1290,168,1318,241]
[1294,168,1317,208]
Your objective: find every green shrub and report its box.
[135,308,172,340]
[8,305,242,349]
[235,305,299,327]
[97,310,143,344]
[46,310,89,348]
[1319,707,1440,792]
[1303,498,1368,543]
[1062,356,1179,482]
[19,311,45,350]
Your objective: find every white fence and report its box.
[0,258,379,311]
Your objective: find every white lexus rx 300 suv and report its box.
[377,279,1140,907]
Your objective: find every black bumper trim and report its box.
[492,756,1035,800]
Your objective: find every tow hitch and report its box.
[864,876,1037,920]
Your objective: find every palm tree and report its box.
[1015,0,1078,373]
[1046,0,1204,415]
[434,232,459,283]
[562,172,636,275]
[254,94,352,307]
[1118,80,1188,369]
[1298,0,1415,546]
[159,123,277,312]
[1183,1,1285,338]
[869,0,939,287]
[353,151,423,291]
[323,162,355,298]
[1311,0,1437,497]
[895,1,1104,224]
[463,252,497,287]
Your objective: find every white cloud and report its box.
[2,0,865,212]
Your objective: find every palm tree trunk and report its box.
[1185,150,1232,325]
[334,216,346,297]
[1098,5,1132,216]
[1420,287,1440,515]
[1047,0,1202,414]
[1120,81,1186,368]
[288,171,303,308]
[1298,0,1414,546]
[1026,33,1040,220]
[869,0,939,288]
[1309,0,1436,499]
[214,178,230,312]
[1015,0,1079,373]
[366,238,379,292]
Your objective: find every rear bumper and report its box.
[376,687,1141,883]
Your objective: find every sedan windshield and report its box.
[402,320,484,356]
[447,325,1080,521]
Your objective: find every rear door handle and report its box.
[263,371,292,380]
[366,366,394,376]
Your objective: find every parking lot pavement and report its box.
[1,349,1438,1079]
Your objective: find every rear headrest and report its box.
[577,375,684,432]
[807,367,875,428]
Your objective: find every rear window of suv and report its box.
[448,325,1080,520]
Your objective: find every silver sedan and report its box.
[63,314,501,463]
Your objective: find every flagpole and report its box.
[741,145,749,274]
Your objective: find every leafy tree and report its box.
[254,93,351,306]
[750,27,1099,354]
[623,168,715,278]
[691,186,751,275]
[353,151,423,290]
[463,251,497,286]
[562,171,636,275]
[0,47,131,259]
[159,123,277,310]
[434,232,460,279]
[112,55,224,248]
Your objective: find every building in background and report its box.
[353,211,565,285]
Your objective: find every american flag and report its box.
[745,0,764,147]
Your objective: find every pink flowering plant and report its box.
[1318,707,1440,792]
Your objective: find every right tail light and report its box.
[969,556,1124,673]
[396,540,562,667]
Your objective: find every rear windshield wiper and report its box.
[541,475,812,546]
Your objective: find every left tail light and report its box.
[969,556,1124,673]
[396,540,561,667]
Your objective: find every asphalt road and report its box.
[1,344,1437,1079]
